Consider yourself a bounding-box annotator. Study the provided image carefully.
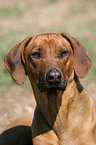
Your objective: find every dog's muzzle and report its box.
[38,69,67,92]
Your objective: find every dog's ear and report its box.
[61,32,91,78]
[4,37,32,85]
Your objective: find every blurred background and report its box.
[0,0,96,128]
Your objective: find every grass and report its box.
[0,4,27,18]
[48,0,58,4]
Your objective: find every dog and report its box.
[1,32,96,145]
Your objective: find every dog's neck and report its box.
[31,76,83,127]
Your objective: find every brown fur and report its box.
[1,32,96,145]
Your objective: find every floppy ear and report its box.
[61,32,91,78]
[4,37,32,85]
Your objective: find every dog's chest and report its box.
[53,92,96,143]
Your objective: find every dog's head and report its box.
[4,33,91,92]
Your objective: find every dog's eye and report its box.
[60,50,70,58]
[30,52,41,59]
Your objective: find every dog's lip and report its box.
[39,86,67,92]
[38,82,67,92]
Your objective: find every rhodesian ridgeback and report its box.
[1,32,96,145]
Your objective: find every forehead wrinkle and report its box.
[32,33,62,47]
[36,35,50,57]
[31,36,48,49]
[43,34,62,57]
[48,35,61,55]
[38,34,52,57]
[42,35,56,57]
[31,33,71,56]
[48,34,71,49]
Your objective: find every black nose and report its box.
[46,69,61,85]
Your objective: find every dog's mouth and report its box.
[38,80,67,92]
[38,69,67,92]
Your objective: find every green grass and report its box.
[48,0,58,4]
[0,5,27,18]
